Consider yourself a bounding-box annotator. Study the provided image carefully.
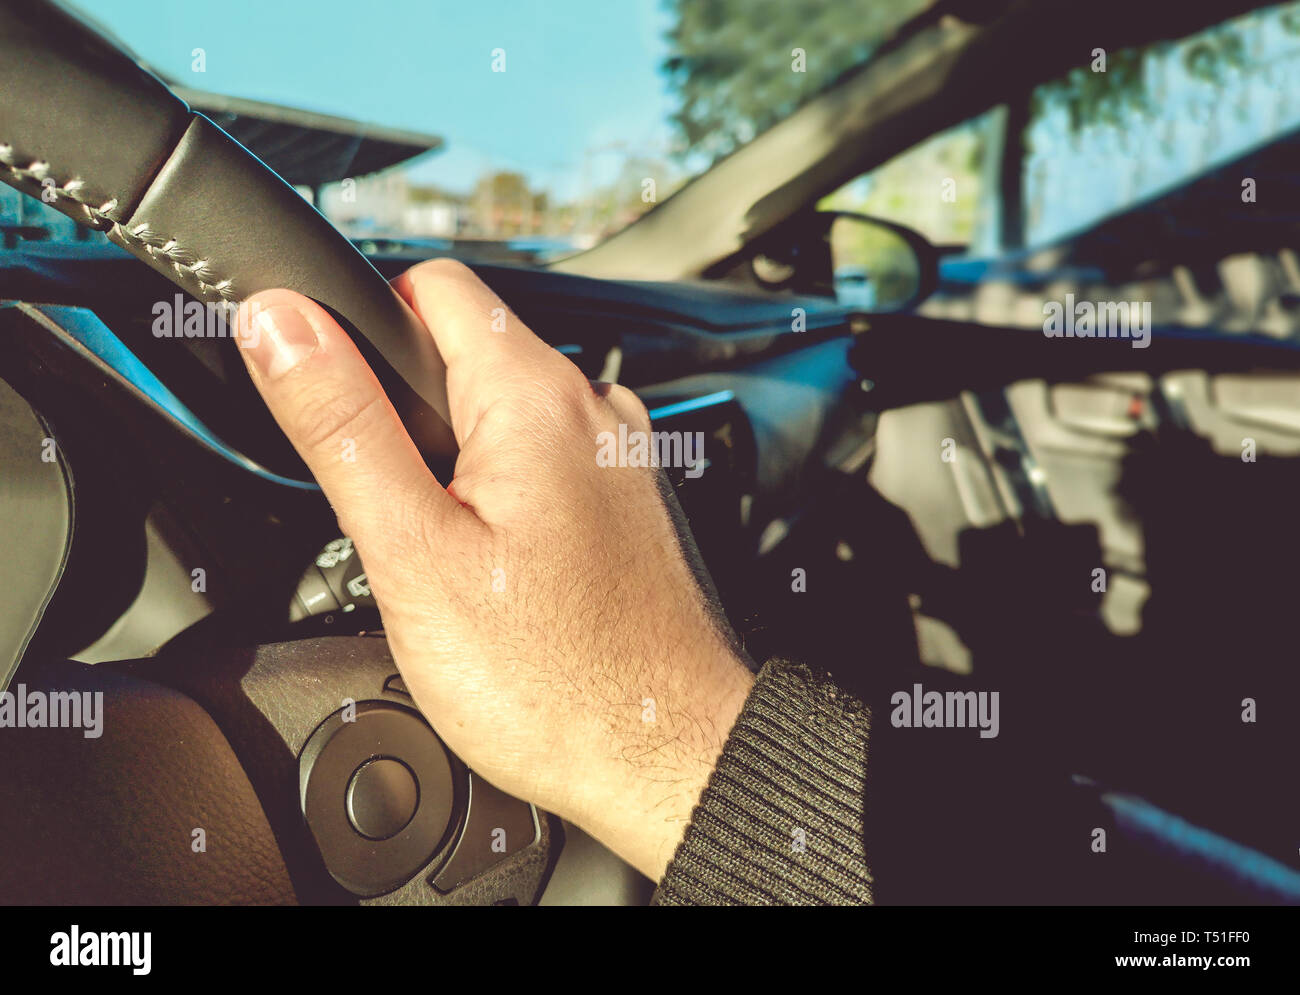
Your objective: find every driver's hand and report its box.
[234,259,754,880]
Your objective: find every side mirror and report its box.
[748,210,939,312]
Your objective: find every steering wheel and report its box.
[0,0,560,905]
[0,0,454,452]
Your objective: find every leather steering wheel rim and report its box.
[0,0,454,455]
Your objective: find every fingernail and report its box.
[243,305,321,380]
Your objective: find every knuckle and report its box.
[557,367,608,426]
[288,381,386,456]
[349,479,441,574]
[550,359,594,400]
[511,360,592,420]
[515,378,588,438]
[607,384,652,432]
[409,256,477,289]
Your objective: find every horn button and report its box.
[346,757,419,840]
[299,702,458,897]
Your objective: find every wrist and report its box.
[566,648,755,880]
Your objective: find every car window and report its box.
[818,111,998,253]
[820,3,1300,257]
[1024,3,1300,247]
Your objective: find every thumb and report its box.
[234,288,461,553]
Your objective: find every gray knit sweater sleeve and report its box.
[651,659,873,905]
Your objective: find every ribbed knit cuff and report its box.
[651,659,872,905]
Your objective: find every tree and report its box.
[662,0,930,164]
[471,171,537,235]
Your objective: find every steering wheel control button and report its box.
[315,537,354,569]
[299,702,461,897]
[346,758,419,841]
[431,770,539,893]
[289,565,341,621]
[334,547,376,610]
[298,536,379,616]
[290,538,380,622]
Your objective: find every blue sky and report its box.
[75,0,680,199]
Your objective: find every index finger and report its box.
[392,258,579,445]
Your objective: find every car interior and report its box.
[2,0,1299,905]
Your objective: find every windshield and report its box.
[8,1,1288,271]
[0,0,930,263]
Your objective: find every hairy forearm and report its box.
[565,648,756,881]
